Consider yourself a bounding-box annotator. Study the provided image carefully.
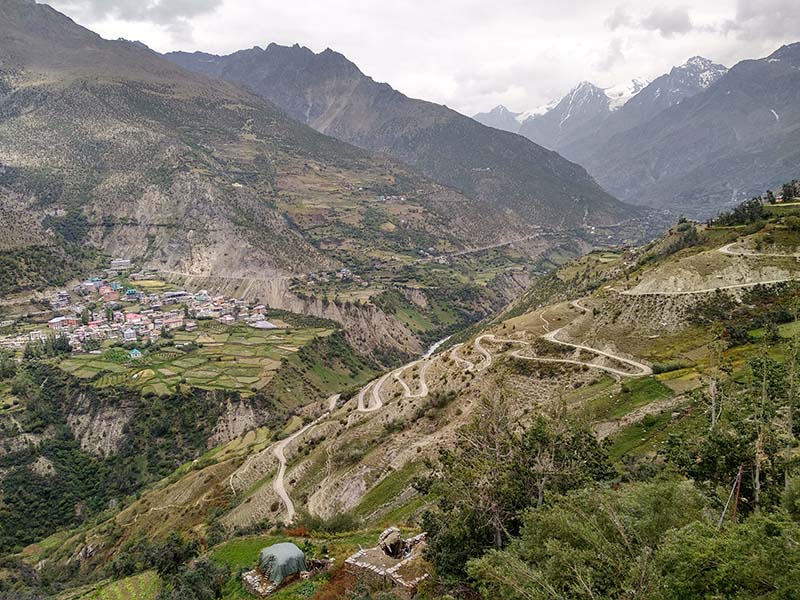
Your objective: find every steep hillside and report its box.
[166,44,638,229]
[10,196,800,598]
[0,0,530,284]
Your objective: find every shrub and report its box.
[785,216,800,232]
[297,511,359,534]
[652,361,692,374]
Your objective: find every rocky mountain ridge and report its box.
[166,43,636,230]
[577,44,800,215]
[474,48,800,217]
[474,77,650,135]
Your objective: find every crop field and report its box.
[580,376,673,422]
[58,323,334,396]
[73,571,160,600]
[557,250,622,281]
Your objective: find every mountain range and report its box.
[473,77,650,137]
[478,57,725,149]
[0,0,634,286]
[578,45,800,213]
[171,38,800,219]
[165,44,635,230]
[475,57,726,160]
[474,49,800,216]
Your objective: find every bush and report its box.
[657,513,800,599]
[297,510,359,534]
[652,361,692,374]
[785,216,800,232]
[157,558,230,600]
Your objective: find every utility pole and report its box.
[709,322,723,430]
[732,465,744,523]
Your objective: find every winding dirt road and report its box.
[266,298,653,523]
[623,279,799,296]
[718,242,800,258]
[449,343,475,371]
[264,241,800,521]
[623,243,800,297]
[477,332,652,378]
[271,412,330,523]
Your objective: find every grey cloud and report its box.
[724,0,800,40]
[596,38,624,70]
[640,6,694,38]
[605,5,631,30]
[52,0,221,25]
[50,0,221,42]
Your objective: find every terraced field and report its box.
[67,571,160,600]
[58,323,333,396]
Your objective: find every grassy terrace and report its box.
[64,571,161,600]
[291,245,530,302]
[579,376,673,422]
[57,322,333,397]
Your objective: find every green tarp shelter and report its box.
[258,542,308,585]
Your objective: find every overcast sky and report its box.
[50,0,800,115]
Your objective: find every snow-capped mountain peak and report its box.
[487,105,518,116]
[516,98,558,124]
[518,78,648,123]
[605,78,650,110]
[672,56,728,88]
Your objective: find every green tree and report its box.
[657,512,800,599]
[467,481,705,600]
[423,394,612,581]
[664,354,788,516]
[156,558,229,600]
[0,350,16,379]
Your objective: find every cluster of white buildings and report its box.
[0,268,278,352]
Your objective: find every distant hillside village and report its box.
[0,259,278,352]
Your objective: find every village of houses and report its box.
[0,259,280,355]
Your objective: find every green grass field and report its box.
[608,397,700,462]
[58,323,334,397]
[77,571,160,600]
[581,376,673,422]
[353,461,421,521]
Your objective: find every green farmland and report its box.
[58,322,333,397]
